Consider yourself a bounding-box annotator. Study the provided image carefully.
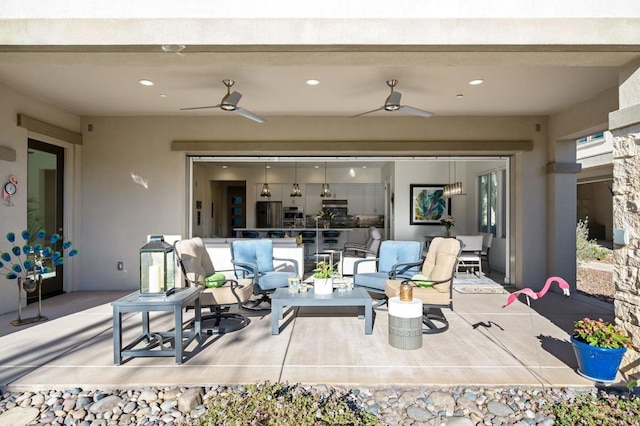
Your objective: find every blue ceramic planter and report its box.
[571,337,627,383]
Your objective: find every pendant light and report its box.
[443,160,465,197]
[290,162,302,197]
[260,163,272,197]
[320,162,332,198]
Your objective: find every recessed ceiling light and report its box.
[305,79,320,86]
[468,79,484,86]
[221,165,228,169]
[362,166,367,169]
[456,94,464,98]
[138,79,155,86]
[314,165,320,168]
[266,165,271,169]
[160,94,167,98]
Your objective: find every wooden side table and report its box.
[111,287,202,365]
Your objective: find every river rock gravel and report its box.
[0,385,606,425]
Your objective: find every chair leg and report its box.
[242,293,272,311]
[422,307,449,334]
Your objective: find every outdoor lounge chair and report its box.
[353,240,423,306]
[174,237,253,334]
[385,237,462,334]
[230,239,299,308]
[339,227,382,276]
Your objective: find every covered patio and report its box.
[0,287,614,391]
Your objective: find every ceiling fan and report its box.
[352,79,434,118]
[180,79,266,123]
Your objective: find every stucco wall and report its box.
[0,84,81,314]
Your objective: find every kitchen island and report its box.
[233,228,354,255]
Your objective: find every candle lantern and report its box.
[139,236,176,296]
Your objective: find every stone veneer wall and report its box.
[613,125,640,377]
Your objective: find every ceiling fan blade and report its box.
[385,91,402,108]
[180,104,221,111]
[224,91,242,107]
[350,106,385,118]
[398,105,435,118]
[234,107,266,123]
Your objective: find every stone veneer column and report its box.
[611,58,640,377]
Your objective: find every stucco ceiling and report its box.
[0,49,635,119]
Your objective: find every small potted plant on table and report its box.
[571,317,633,382]
[312,260,337,295]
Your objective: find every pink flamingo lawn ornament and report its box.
[502,276,570,308]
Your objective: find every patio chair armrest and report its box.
[342,246,376,258]
[273,257,299,275]
[230,260,258,279]
[353,257,379,274]
[389,260,423,279]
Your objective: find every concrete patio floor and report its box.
[0,286,616,392]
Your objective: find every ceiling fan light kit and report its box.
[351,79,434,118]
[180,79,266,123]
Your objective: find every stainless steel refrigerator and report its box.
[256,201,283,228]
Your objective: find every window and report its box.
[576,132,605,145]
[478,169,506,237]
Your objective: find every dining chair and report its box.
[455,234,484,276]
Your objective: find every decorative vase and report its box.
[445,227,451,237]
[571,337,627,382]
[314,278,333,295]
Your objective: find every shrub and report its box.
[198,381,380,425]
[545,390,640,425]
[576,218,610,262]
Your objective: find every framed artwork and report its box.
[410,184,451,225]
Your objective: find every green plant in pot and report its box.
[571,317,633,382]
[312,261,337,295]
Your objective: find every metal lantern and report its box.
[139,236,176,296]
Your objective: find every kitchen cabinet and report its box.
[349,184,384,215]
[305,184,322,215]
[328,183,348,199]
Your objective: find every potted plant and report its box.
[312,260,337,295]
[571,317,633,382]
[440,215,455,237]
[316,209,335,229]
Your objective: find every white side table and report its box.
[388,296,423,350]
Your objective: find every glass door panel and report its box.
[27,139,64,300]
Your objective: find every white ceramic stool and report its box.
[388,296,423,350]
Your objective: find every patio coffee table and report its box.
[111,287,202,365]
[271,286,373,335]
